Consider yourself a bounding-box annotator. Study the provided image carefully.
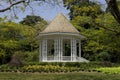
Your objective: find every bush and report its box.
[26,62,116,70]
[24,50,39,62]
[22,65,78,73]
[9,51,24,67]
[97,51,110,61]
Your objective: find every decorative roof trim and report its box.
[38,32,86,39]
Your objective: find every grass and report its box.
[96,67,120,74]
[0,72,120,80]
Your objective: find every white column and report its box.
[59,38,63,61]
[73,39,77,61]
[79,40,81,57]
[42,39,47,61]
[54,39,56,61]
[60,39,63,61]
[58,38,60,61]
[39,41,42,62]
[71,38,77,61]
[54,38,63,62]
[45,39,48,61]
[54,39,59,61]
[71,38,73,61]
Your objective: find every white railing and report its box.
[47,56,76,61]
[62,56,71,61]
[43,56,89,62]
[47,56,54,60]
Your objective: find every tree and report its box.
[71,12,120,62]
[0,0,120,26]
[64,0,120,63]
[63,0,103,20]
[19,15,47,52]
[20,15,47,27]
[63,0,120,34]
[0,21,36,64]
[63,0,103,30]
[0,0,61,12]
[0,14,48,64]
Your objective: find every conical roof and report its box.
[41,13,79,33]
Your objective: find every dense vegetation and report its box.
[0,16,47,65]
[0,0,120,70]
[63,0,120,63]
[0,0,120,80]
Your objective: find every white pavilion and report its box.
[38,13,89,62]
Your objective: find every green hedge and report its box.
[27,61,116,69]
[0,62,118,73]
[22,65,79,73]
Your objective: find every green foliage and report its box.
[96,67,120,74]
[24,50,39,62]
[63,0,103,19]
[22,65,77,73]
[26,62,115,69]
[20,15,47,27]
[0,21,34,64]
[72,15,120,62]
[96,51,110,61]
[64,0,120,63]
[0,62,118,73]
[0,14,48,64]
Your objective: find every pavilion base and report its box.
[40,57,89,62]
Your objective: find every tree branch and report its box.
[0,0,26,12]
[105,0,120,24]
[95,22,120,34]
[27,3,34,15]
[0,0,56,12]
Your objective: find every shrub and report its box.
[97,51,110,61]
[26,62,116,68]
[24,50,39,62]
[22,65,76,73]
[9,51,24,67]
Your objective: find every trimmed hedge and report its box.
[22,65,79,73]
[27,61,117,69]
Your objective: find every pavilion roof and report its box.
[41,13,80,33]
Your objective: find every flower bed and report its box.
[22,65,79,73]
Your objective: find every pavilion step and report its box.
[77,57,89,62]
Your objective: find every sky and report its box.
[0,0,106,22]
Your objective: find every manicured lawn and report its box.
[0,72,120,80]
[96,67,120,74]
